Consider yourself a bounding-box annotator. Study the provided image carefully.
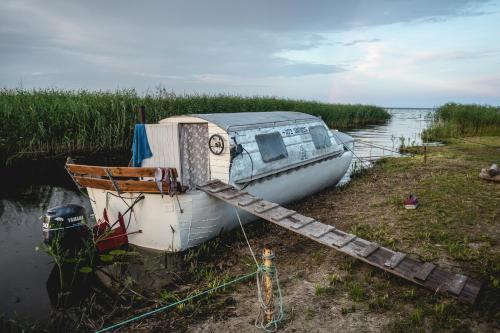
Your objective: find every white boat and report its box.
[66,112,354,252]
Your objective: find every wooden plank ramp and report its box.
[197,180,481,305]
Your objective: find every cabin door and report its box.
[179,123,209,189]
[141,123,181,172]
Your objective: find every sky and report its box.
[1,0,500,107]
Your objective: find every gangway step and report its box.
[197,180,481,305]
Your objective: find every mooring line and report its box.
[94,270,258,333]
[355,140,408,156]
[330,133,371,168]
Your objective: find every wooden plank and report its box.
[392,255,419,278]
[219,188,239,199]
[199,179,221,187]
[109,167,161,178]
[208,185,233,193]
[448,274,468,296]
[74,176,168,193]
[67,164,161,178]
[254,202,280,214]
[384,252,406,269]
[67,164,107,176]
[333,233,356,248]
[271,210,296,222]
[299,221,333,238]
[458,280,481,304]
[357,242,379,258]
[74,176,113,190]
[308,224,335,238]
[362,246,397,271]
[238,197,262,207]
[222,191,247,200]
[340,238,373,258]
[260,206,289,219]
[298,222,326,237]
[289,215,315,230]
[117,180,168,193]
[414,262,436,281]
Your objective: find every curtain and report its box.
[180,124,209,189]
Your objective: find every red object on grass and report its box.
[403,193,419,209]
[93,209,129,252]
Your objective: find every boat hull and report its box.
[87,151,353,252]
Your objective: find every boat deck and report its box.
[197,180,481,305]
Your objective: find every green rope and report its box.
[256,260,285,332]
[95,270,258,333]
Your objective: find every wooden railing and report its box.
[66,163,179,194]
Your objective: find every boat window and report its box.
[309,125,332,149]
[255,132,288,162]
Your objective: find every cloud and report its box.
[0,0,498,106]
[343,38,381,46]
[401,49,500,66]
[274,63,346,77]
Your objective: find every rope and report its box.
[355,140,410,156]
[64,164,96,204]
[241,145,255,190]
[234,208,285,332]
[94,270,258,333]
[234,208,259,266]
[105,192,144,230]
[331,133,371,169]
[255,260,285,332]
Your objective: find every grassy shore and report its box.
[0,88,389,165]
[423,103,500,141]
[204,137,499,332]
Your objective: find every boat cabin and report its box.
[142,111,347,190]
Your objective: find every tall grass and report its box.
[0,88,389,164]
[423,103,500,141]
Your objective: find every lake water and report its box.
[0,108,434,323]
[347,108,434,161]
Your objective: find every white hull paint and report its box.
[88,151,353,252]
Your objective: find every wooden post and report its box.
[139,105,146,124]
[263,247,275,325]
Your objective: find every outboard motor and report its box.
[42,204,90,250]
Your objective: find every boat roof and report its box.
[188,111,319,130]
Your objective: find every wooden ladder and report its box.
[197,180,481,305]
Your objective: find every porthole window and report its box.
[255,132,288,162]
[309,125,332,149]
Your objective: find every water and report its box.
[0,108,434,323]
[347,108,435,161]
[0,187,92,321]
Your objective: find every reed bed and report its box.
[423,103,500,141]
[0,88,389,164]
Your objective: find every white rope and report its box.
[234,209,265,306]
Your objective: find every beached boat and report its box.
[65,112,354,252]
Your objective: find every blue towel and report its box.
[131,124,153,167]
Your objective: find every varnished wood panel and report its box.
[74,176,171,193]
[67,164,162,178]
